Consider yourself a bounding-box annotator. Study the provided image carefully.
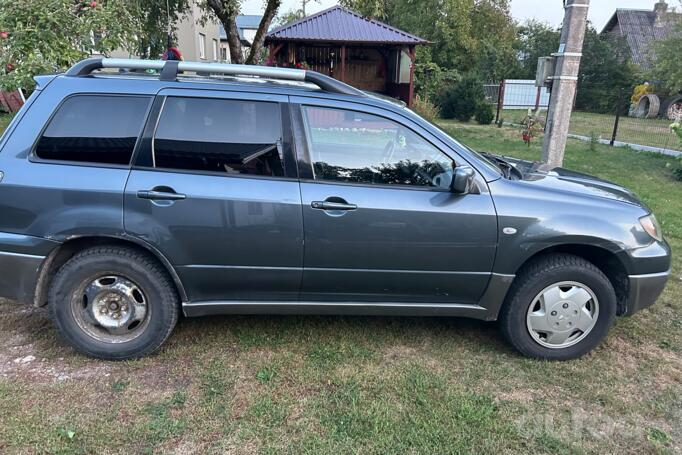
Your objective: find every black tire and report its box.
[49,246,179,360]
[499,254,617,360]
[661,95,682,120]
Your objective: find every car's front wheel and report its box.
[499,254,617,360]
[49,246,179,360]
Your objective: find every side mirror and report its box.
[451,166,476,194]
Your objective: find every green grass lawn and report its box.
[501,109,681,152]
[1,114,681,454]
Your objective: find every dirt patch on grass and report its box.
[0,301,115,383]
[606,336,682,391]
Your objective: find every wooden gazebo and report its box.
[265,6,428,106]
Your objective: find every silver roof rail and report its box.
[65,58,366,98]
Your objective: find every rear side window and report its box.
[152,97,284,177]
[35,95,150,165]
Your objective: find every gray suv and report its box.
[0,58,671,360]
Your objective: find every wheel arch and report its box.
[508,243,630,316]
[34,235,188,307]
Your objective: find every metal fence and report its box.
[484,80,550,110]
[485,80,551,128]
[568,83,682,154]
[491,82,682,155]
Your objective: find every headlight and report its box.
[640,214,663,242]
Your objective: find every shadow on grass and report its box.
[1,298,513,363]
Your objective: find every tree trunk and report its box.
[206,0,244,64]
[245,0,281,64]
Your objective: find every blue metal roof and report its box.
[220,15,263,41]
[266,6,428,44]
[236,15,263,30]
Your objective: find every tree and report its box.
[575,25,638,113]
[0,0,133,91]
[129,0,191,59]
[652,21,682,93]
[340,0,517,81]
[276,9,305,27]
[339,0,392,20]
[469,0,519,81]
[203,0,281,64]
[514,20,561,79]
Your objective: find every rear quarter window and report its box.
[35,95,151,165]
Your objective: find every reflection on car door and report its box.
[292,99,498,304]
[124,90,303,303]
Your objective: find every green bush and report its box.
[474,103,494,125]
[440,73,485,122]
[411,95,441,123]
[673,167,682,181]
[412,95,440,122]
[414,61,460,102]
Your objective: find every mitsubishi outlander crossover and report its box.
[0,58,671,360]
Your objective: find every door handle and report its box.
[137,189,186,201]
[311,200,357,211]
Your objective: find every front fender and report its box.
[489,179,653,275]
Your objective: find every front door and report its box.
[124,90,303,303]
[292,100,498,304]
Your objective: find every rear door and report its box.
[124,89,303,303]
[291,98,498,304]
[0,92,151,243]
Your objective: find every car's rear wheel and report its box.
[49,246,179,360]
[499,254,617,360]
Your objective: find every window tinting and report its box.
[153,97,284,177]
[36,96,150,165]
[302,106,454,189]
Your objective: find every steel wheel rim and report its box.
[526,281,599,349]
[71,274,150,344]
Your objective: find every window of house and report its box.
[152,97,284,177]
[198,33,206,59]
[220,47,228,62]
[301,106,454,189]
[212,39,218,61]
[35,95,150,165]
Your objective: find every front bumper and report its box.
[624,270,671,316]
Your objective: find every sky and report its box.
[240,0,668,31]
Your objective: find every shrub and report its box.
[673,167,682,181]
[589,132,599,152]
[474,103,494,125]
[440,73,485,122]
[412,95,440,123]
[414,61,460,101]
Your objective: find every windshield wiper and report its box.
[481,152,514,179]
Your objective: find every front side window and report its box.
[302,106,454,189]
[35,95,150,165]
[152,97,284,177]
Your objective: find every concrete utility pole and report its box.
[541,0,590,167]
